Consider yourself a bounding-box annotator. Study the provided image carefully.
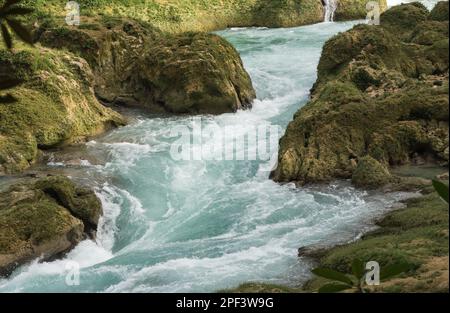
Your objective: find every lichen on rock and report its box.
[271,3,449,186]
[0,176,102,277]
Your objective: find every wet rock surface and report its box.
[0,175,102,277]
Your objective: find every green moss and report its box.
[37,17,256,114]
[0,176,103,276]
[0,197,77,251]
[305,192,449,292]
[410,20,449,46]
[34,176,102,227]
[24,0,387,34]
[335,0,388,21]
[352,156,392,188]
[272,3,449,185]
[429,1,449,21]
[380,2,429,37]
[0,47,125,174]
[220,282,301,293]
[0,176,101,252]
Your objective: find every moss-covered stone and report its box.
[271,3,449,186]
[0,176,102,277]
[352,156,392,188]
[0,47,126,174]
[429,1,449,21]
[37,18,256,114]
[34,176,102,236]
[141,32,255,114]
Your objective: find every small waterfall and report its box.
[323,0,338,22]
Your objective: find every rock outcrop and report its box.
[0,176,102,277]
[351,156,392,188]
[271,2,449,186]
[0,47,125,174]
[36,18,256,114]
[335,0,388,21]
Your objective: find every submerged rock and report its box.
[271,3,449,186]
[0,176,102,277]
[0,48,125,174]
[37,18,256,114]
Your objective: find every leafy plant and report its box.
[0,0,34,103]
[432,180,449,204]
[312,259,413,293]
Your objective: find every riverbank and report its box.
[25,0,387,33]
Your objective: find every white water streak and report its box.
[324,0,338,22]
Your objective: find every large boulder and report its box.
[37,18,256,114]
[0,48,125,174]
[0,176,102,277]
[271,3,449,186]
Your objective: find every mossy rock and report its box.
[380,2,429,39]
[37,18,256,114]
[34,176,102,235]
[0,47,125,174]
[335,0,388,21]
[272,3,449,186]
[409,20,449,46]
[352,156,392,188]
[25,0,392,32]
[0,176,102,277]
[429,1,449,21]
[141,32,255,114]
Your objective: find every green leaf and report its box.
[5,18,33,45]
[0,93,17,103]
[351,259,365,280]
[432,180,449,204]
[1,22,12,49]
[381,263,412,280]
[312,268,354,286]
[318,283,353,293]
